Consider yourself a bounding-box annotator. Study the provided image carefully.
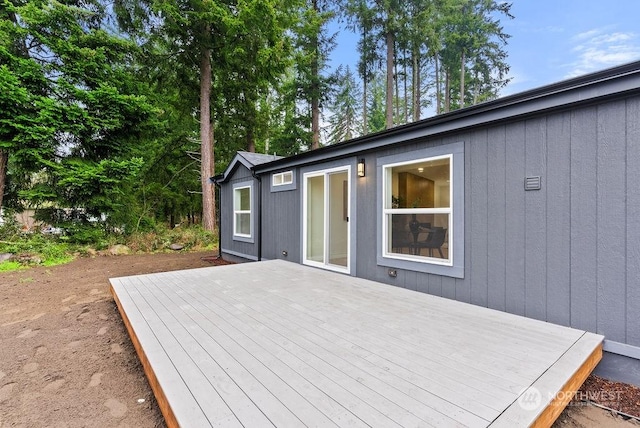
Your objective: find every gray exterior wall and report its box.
[258,95,640,349]
[261,174,301,263]
[219,164,260,261]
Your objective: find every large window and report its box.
[378,142,463,278]
[383,155,452,265]
[233,185,252,238]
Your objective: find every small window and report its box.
[272,171,293,187]
[233,186,252,238]
[383,155,452,266]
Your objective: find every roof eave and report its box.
[253,60,640,174]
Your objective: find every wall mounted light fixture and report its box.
[357,158,366,177]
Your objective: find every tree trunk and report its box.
[362,76,368,134]
[200,41,216,232]
[412,47,420,121]
[444,69,450,113]
[245,87,256,152]
[385,31,394,129]
[246,122,255,153]
[403,50,408,122]
[394,51,399,122]
[311,95,320,149]
[0,149,8,211]
[362,25,368,134]
[460,49,465,109]
[1,11,28,212]
[435,53,441,114]
[310,0,320,150]
[473,62,479,105]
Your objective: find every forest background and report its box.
[0,0,513,242]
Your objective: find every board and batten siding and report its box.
[260,178,301,263]
[255,95,639,348]
[220,164,260,260]
[350,97,639,348]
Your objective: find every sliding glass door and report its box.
[303,167,350,273]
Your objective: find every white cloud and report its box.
[573,29,602,41]
[566,29,640,77]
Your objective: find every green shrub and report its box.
[0,221,217,272]
[0,233,74,271]
[0,209,21,240]
[59,223,109,247]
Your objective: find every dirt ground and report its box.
[0,253,638,428]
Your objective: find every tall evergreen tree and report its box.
[293,0,336,150]
[0,0,154,225]
[438,0,512,111]
[355,0,401,129]
[343,0,383,134]
[367,72,387,133]
[343,0,513,122]
[327,66,362,144]
[116,0,297,230]
[268,69,312,155]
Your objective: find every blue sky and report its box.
[328,0,640,100]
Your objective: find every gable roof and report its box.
[237,151,282,167]
[252,60,640,174]
[212,151,282,183]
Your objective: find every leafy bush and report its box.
[0,221,217,272]
[0,209,22,240]
[59,222,109,248]
[0,234,68,258]
[0,233,73,270]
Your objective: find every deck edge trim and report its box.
[110,282,179,428]
[530,339,604,428]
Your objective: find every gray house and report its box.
[213,61,640,384]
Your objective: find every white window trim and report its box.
[233,185,252,239]
[376,142,464,279]
[272,170,294,187]
[382,154,453,267]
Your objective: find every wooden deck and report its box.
[110,260,603,428]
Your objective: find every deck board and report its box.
[110,260,603,428]
[172,271,510,419]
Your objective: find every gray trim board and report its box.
[218,164,260,261]
[231,180,255,244]
[603,340,640,360]
[221,248,258,261]
[376,142,465,278]
[270,169,297,192]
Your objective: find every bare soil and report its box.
[0,253,638,428]
[0,252,227,428]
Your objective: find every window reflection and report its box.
[384,156,451,263]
